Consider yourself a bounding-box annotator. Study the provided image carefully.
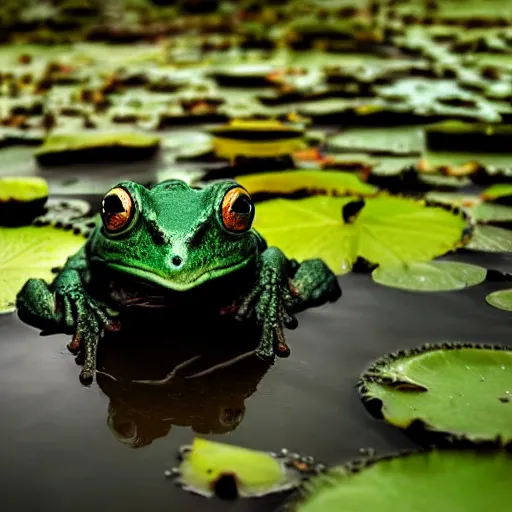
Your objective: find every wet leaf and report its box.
[253,195,469,274]
[486,289,512,312]
[372,261,487,292]
[34,131,161,166]
[465,225,512,252]
[0,225,86,314]
[291,448,511,512]
[174,438,301,498]
[358,343,512,443]
[236,170,378,198]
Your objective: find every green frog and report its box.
[16,179,341,385]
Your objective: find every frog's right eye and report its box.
[101,187,134,233]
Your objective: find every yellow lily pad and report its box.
[0,225,86,314]
[236,170,378,197]
[253,196,469,274]
[175,437,301,498]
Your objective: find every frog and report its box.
[16,179,341,385]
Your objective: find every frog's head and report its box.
[87,179,263,291]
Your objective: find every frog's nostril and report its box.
[171,255,183,267]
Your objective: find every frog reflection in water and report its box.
[16,179,341,384]
[97,319,271,448]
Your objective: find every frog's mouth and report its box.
[94,256,254,292]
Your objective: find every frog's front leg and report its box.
[16,247,119,385]
[236,248,341,360]
[288,258,342,315]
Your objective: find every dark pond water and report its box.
[1,252,512,511]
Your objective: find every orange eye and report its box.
[221,187,254,233]
[101,187,134,233]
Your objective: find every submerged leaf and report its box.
[292,448,512,512]
[0,225,86,313]
[372,261,487,292]
[236,170,378,198]
[174,438,301,498]
[486,289,512,312]
[359,343,512,443]
[253,195,469,274]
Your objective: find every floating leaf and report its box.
[34,132,161,166]
[481,183,512,202]
[291,448,511,512]
[486,289,512,312]
[465,225,512,252]
[372,261,487,292]
[173,438,301,498]
[425,120,512,152]
[210,119,306,161]
[236,170,378,198]
[253,196,469,274]
[358,343,512,443]
[0,176,49,226]
[328,126,424,157]
[0,225,86,314]
[472,202,512,223]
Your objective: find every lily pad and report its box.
[210,119,306,161]
[0,176,49,226]
[425,120,512,152]
[372,261,487,292]
[172,438,302,499]
[328,126,424,157]
[465,225,512,252]
[0,225,86,314]
[235,170,378,198]
[253,195,469,274]
[34,131,161,166]
[358,343,512,443]
[481,183,512,202]
[291,448,511,512]
[486,289,512,312]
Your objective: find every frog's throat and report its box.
[98,257,254,292]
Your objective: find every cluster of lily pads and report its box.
[0,0,511,510]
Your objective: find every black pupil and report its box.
[231,195,252,216]
[103,194,125,215]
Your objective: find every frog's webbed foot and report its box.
[236,247,298,360]
[16,277,119,385]
[288,259,342,315]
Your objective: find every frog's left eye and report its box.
[101,187,134,233]
[221,187,254,233]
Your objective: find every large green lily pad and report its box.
[253,195,469,274]
[0,225,86,313]
[236,170,378,198]
[358,343,512,443]
[372,261,487,292]
[291,448,511,512]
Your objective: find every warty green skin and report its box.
[16,179,341,385]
